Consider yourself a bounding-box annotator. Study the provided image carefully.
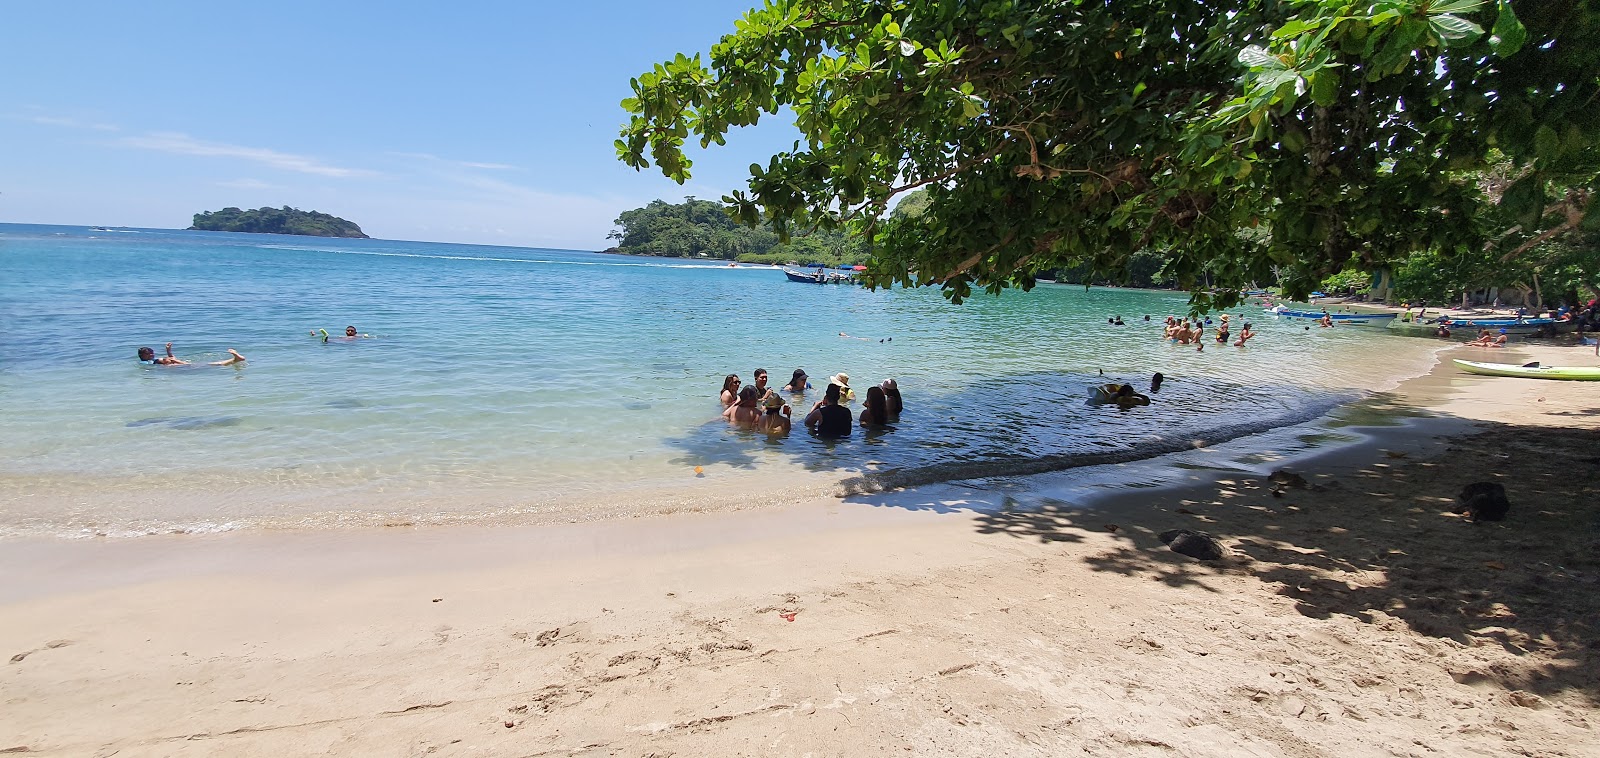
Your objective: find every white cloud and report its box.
[118,132,374,178]
[390,151,518,171]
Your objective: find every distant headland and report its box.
[189,206,369,238]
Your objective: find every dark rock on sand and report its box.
[1158,528,1228,561]
[1268,469,1309,489]
[1454,481,1510,522]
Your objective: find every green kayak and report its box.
[1453,359,1600,381]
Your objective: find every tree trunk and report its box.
[1532,272,1542,310]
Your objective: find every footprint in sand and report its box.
[9,640,73,664]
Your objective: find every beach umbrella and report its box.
[851,265,867,271]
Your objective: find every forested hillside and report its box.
[190,206,368,238]
[607,197,865,266]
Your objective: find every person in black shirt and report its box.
[804,383,853,437]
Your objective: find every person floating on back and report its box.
[138,342,246,366]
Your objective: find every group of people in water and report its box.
[718,368,902,437]
[1159,314,1256,349]
[137,326,371,366]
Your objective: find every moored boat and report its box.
[1453,359,1600,381]
[1273,309,1391,321]
[1388,316,1573,337]
[784,268,827,283]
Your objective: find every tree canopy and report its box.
[608,196,867,265]
[190,206,368,238]
[619,0,1598,306]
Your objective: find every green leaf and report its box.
[1271,19,1319,39]
[1237,45,1285,70]
[1581,198,1600,233]
[1429,14,1484,44]
[1500,174,1546,229]
[1489,0,1527,56]
[1428,0,1487,15]
[1309,69,1339,107]
[1131,81,1147,99]
[1533,125,1560,163]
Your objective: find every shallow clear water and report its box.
[0,224,1441,537]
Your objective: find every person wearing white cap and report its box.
[828,373,856,403]
[879,378,902,416]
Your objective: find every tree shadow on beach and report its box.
[858,417,1600,702]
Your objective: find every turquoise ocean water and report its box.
[0,224,1441,537]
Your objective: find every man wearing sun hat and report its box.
[828,373,856,403]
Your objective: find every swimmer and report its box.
[1233,323,1256,346]
[1150,372,1164,392]
[137,342,246,366]
[1113,383,1151,409]
[310,326,371,342]
[838,332,872,341]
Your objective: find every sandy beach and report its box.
[3,342,1598,757]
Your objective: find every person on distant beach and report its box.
[1435,323,1452,338]
[1233,323,1256,346]
[138,343,246,366]
[1465,329,1493,346]
[860,386,891,427]
[723,385,763,426]
[719,374,742,407]
[1319,314,1334,328]
[783,368,810,393]
[879,378,903,416]
[1216,315,1231,343]
[804,383,852,437]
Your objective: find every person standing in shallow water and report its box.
[879,378,903,416]
[724,385,763,426]
[719,374,741,407]
[804,383,852,437]
[860,386,890,427]
[782,368,810,393]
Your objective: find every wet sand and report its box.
[2,343,1598,756]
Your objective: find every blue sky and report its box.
[2,1,801,249]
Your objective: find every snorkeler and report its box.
[311,326,371,343]
[138,342,246,366]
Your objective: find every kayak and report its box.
[1453,359,1600,381]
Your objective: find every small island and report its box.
[189,206,369,238]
